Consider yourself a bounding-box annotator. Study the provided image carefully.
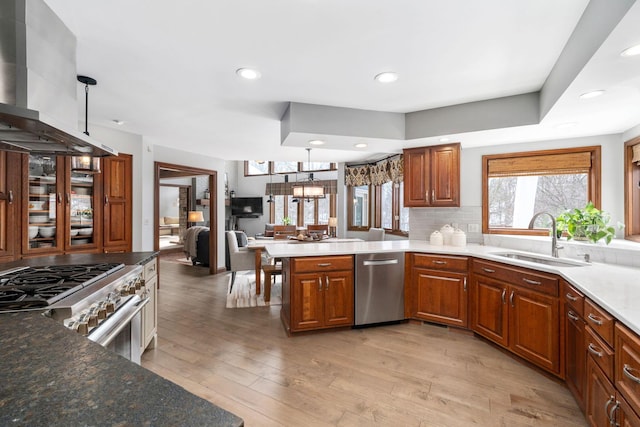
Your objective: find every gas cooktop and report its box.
[0,263,124,311]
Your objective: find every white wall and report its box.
[159,186,179,218]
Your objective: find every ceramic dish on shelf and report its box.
[28,201,46,210]
[28,226,39,239]
[72,238,90,245]
[70,229,79,236]
[39,226,56,238]
[78,227,93,236]
[29,215,49,223]
[29,186,46,195]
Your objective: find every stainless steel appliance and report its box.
[0,263,147,364]
[355,252,405,326]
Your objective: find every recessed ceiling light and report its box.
[354,143,368,148]
[439,137,450,142]
[621,44,640,57]
[112,119,124,125]
[309,139,325,146]
[579,90,605,99]
[236,68,261,80]
[374,72,398,83]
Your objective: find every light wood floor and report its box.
[141,259,587,426]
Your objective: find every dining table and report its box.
[246,237,363,294]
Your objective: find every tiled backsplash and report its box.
[409,206,483,243]
[409,206,640,268]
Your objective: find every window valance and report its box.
[265,179,337,196]
[345,155,403,186]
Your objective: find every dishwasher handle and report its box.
[362,259,400,266]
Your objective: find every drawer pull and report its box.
[608,400,619,427]
[587,343,603,358]
[567,311,579,321]
[522,278,541,286]
[432,260,447,265]
[587,313,603,326]
[623,364,640,384]
[482,268,495,273]
[604,396,615,426]
[565,293,578,302]
[317,263,331,267]
[501,289,506,304]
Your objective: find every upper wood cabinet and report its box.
[103,154,133,253]
[403,143,460,207]
[0,151,20,262]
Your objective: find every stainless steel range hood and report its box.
[0,0,117,157]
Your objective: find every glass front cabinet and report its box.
[24,154,102,255]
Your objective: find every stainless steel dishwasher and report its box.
[355,252,405,326]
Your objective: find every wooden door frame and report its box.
[154,162,217,275]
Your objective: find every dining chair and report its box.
[226,231,255,292]
[307,224,329,237]
[273,225,297,239]
[368,227,385,241]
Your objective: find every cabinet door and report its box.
[0,151,19,261]
[65,157,102,252]
[323,271,354,328]
[509,287,560,375]
[430,144,460,207]
[566,307,586,411]
[291,273,324,331]
[403,147,430,207]
[617,394,640,427]
[471,275,508,347]
[615,323,640,418]
[23,154,64,255]
[586,357,617,427]
[103,154,132,252]
[142,274,157,351]
[413,268,468,328]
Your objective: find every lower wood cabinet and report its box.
[566,305,587,411]
[409,254,469,328]
[282,255,354,334]
[141,256,158,352]
[470,259,560,377]
[586,356,617,427]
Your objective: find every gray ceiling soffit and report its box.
[281,93,540,144]
[540,0,636,119]
[281,102,405,144]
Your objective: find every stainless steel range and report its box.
[0,263,147,364]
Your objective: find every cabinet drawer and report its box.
[472,259,558,296]
[615,323,640,417]
[144,257,158,281]
[412,253,468,272]
[586,325,614,381]
[291,255,353,273]
[562,281,584,317]
[585,299,614,346]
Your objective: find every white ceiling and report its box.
[42,0,640,163]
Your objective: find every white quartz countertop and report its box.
[264,240,640,336]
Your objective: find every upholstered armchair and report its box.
[226,231,255,291]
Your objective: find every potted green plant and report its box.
[555,202,617,244]
[282,216,293,226]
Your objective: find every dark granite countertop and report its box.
[0,251,160,269]
[0,312,243,427]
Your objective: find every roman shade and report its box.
[632,144,640,165]
[487,151,592,177]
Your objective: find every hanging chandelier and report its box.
[292,148,325,199]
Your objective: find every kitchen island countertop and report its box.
[0,311,243,427]
[265,240,640,337]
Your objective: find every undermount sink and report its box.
[491,252,590,267]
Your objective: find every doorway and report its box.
[154,162,217,275]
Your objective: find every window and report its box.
[348,185,370,229]
[483,146,601,235]
[244,161,269,176]
[273,161,298,174]
[300,162,335,172]
[375,181,409,233]
[270,195,334,226]
[624,137,640,242]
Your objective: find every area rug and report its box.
[226,271,282,308]
[159,252,193,266]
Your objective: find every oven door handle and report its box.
[89,295,150,347]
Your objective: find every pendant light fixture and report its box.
[266,168,274,203]
[72,75,101,173]
[292,148,325,200]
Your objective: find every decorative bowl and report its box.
[39,226,56,238]
[78,227,93,236]
[70,229,79,236]
[72,238,90,245]
[29,186,46,195]
[28,226,39,239]
[29,215,49,223]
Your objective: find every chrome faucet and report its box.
[528,212,563,258]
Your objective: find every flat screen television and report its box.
[231,197,264,217]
